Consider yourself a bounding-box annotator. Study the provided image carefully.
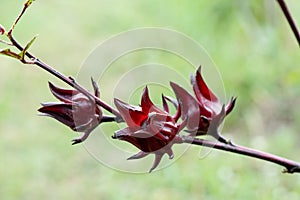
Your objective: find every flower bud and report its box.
[171,66,237,143]
[0,24,6,35]
[113,87,182,172]
[38,80,103,145]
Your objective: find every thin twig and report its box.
[276,0,300,47]
[0,39,13,46]
[182,136,300,174]
[5,1,122,120]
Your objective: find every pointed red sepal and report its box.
[114,98,147,129]
[165,148,174,159]
[207,105,227,143]
[91,77,100,97]
[191,66,219,103]
[163,95,178,108]
[38,103,75,129]
[171,82,211,131]
[48,82,79,103]
[162,94,181,122]
[114,127,143,150]
[149,153,163,173]
[225,97,237,116]
[170,82,199,119]
[127,151,149,160]
[149,148,174,172]
[71,128,94,145]
[162,94,169,113]
[141,86,163,114]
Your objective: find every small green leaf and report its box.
[24,35,37,52]
[19,35,37,59]
[0,49,21,60]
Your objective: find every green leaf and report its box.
[0,49,21,60]
[19,35,37,60]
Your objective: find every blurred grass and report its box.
[1,0,300,199]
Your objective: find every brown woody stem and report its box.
[181,136,300,174]
[276,0,300,47]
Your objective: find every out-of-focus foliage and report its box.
[0,0,299,199]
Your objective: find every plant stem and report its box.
[4,1,122,120]
[3,0,300,174]
[277,0,300,47]
[181,136,300,174]
[7,33,122,119]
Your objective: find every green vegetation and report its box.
[0,0,300,199]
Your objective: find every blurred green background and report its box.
[1,0,300,199]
